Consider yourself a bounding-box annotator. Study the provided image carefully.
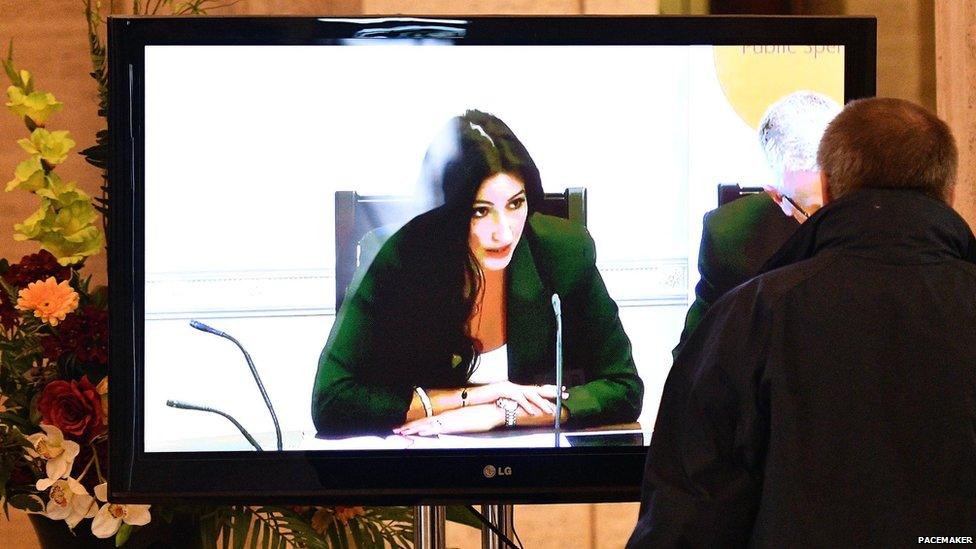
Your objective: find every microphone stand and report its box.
[552,294,563,448]
[480,296,564,548]
[479,504,515,549]
[188,320,283,451]
[165,400,263,451]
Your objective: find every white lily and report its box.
[91,482,151,538]
[25,424,80,482]
[36,477,97,528]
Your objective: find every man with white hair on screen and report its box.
[673,90,841,355]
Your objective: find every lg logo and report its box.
[483,465,512,478]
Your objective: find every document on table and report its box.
[300,432,571,450]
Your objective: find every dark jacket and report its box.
[630,189,976,547]
[312,211,642,435]
[674,193,797,357]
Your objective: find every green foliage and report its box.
[116,522,134,546]
[446,505,483,530]
[196,505,417,548]
[81,0,109,224]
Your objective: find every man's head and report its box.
[758,91,842,221]
[817,97,957,205]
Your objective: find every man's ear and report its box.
[820,171,832,204]
[948,185,956,206]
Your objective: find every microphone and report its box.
[551,294,563,448]
[166,399,263,451]
[189,319,228,338]
[189,320,283,451]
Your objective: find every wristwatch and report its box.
[495,398,518,428]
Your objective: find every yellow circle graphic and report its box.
[714,45,845,130]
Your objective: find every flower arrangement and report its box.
[0,4,488,546]
[0,47,422,549]
[0,44,143,540]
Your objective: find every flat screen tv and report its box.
[108,15,876,503]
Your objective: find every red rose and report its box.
[37,376,106,442]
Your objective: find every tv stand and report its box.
[414,505,446,548]
[413,504,514,549]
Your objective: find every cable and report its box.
[464,505,523,549]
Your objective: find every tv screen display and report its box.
[109,15,875,503]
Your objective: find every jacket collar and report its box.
[763,188,976,272]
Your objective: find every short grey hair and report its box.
[758,91,842,177]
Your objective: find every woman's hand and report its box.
[467,382,568,416]
[394,404,504,436]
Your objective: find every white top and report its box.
[466,344,509,385]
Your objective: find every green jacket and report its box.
[312,212,642,435]
[673,193,797,358]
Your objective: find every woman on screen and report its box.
[311,110,642,436]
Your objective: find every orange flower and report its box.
[310,508,333,534]
[334,506,365,525]
[16,277,79,326]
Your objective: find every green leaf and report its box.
[8,493,42,512]
[3,39,21,87]
[198,512,215,549]
[261,520,270,549]
[231,506,250,549]
[249,516,260,549]
[115,523,133,546]
[366,520,385,548]
[347,518,364,546]
[447,504,484,529]
[326,525,345,549]
[0,412,33,431]
[220,516,231,549]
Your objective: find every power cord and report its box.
[464,505,524,549]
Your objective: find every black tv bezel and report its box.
[108,15,876,504]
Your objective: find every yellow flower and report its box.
[6,155,45,192]
[6,82,62,127]
[18,128,75,166]
[16,277,79,326]
[13,193,104,266]
[33,172,77,201]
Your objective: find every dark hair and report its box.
[817,97,957,202]
[413,110,543,378]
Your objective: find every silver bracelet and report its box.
[415,386,433,417]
